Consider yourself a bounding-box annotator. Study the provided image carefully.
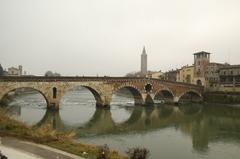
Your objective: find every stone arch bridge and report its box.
[0,76,204,110]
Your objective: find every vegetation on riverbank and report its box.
[0,109,127,159]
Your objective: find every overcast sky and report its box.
[1,0,240,76]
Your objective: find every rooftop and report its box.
[208,62,227,66]
[219,65,240,70]
[8,67,19,70]
[193,51,211,55]
[182,65,194,68]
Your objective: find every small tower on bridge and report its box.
[141,46,148,75]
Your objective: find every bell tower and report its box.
[193,51,211,86]
[141,46,147,75]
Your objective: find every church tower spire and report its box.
[141,46,147,75]
[142,46,146,55]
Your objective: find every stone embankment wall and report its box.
[204,92,240,104]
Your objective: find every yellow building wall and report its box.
[177,66,195,84]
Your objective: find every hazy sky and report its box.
[1,0,240,76]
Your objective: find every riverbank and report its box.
[0,109,127,159]
[204,91,240,104]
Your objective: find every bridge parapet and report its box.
[0,76,203,87]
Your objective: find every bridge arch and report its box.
[178,90,203,103]
[153,88,174,104]
[0,87,49,107]
[60,85,104,107]
[113,84,144,105]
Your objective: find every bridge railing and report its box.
[0,76,203,89]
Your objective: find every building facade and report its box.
[177,65,195,84]
[163,69,179,82]
[146,71,163,79]
[141,46,147,75]
[205,63,227,88]
[219,65,240,88]
[204,64,240,92]
[8,65,23,76]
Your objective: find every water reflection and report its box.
[2,92,240,159]
[34,104,240,155]
[34,110,65,131]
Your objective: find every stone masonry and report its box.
[0,76,203,110]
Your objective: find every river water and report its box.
[2,88,240,159]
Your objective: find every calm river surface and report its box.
[2,88,240,159]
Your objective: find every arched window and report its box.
[197,80,202,86]
[53,87,57,99]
